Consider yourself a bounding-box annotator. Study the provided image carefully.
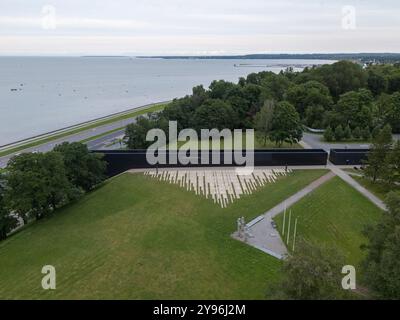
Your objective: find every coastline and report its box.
[0,100,169,157]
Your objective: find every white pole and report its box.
[286,210,292,245]
[282,203,286,236]
[292,218,298,252]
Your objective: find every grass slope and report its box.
[274,176,383,267]
[0,170,326,299]
[352,176,400,201]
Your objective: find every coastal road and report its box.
[0,115,138,168]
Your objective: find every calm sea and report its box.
[0,57,334,145]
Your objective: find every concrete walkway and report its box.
[328,164,387,211]
[233,171,335,259]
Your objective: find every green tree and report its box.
[344,125,352,140]
[305,105,326,129]
[334,125,345,142]
[313,60,368,99]
[54,142,106,192]
[0,174,19,240]
[367,69,388,96]
[361,128,372,141]
[335,89,375,130]
[364,125,393,182]
[268,101,303,147]
[362,192,400,299]
[5,152,78,221]
[379,92,400,133]
[323,126,335,142]
[193,99,238,131]
[254,100,275,145]
[267,241,350,300]
[384,141,400,185]
[124,116,157,149]
[352,127,361,140]
[286,80,333,116]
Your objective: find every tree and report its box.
[379,92,400,133]
[334,89,375,130]
[268,101,303,147]
[334,125,345,142]
[254,100,275,145]
[193,99,239,131]
[267,241,350,300]
[364,125,393,182]
[0,173,19,240]
[313,61,368,99]
[362,192,400,299]
[124,116,157,149]
[344,125,352,140]
[367,68,388,96]
[361,128,372,141]
[286,80,333,116]
[353,127,361,140]
[54,142,106,192]
[305,105,326,129]
[5,152,79,221]
[323,126,334,142]
[384,141,400,185]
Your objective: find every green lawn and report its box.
[274,176,382,267]
[171,134,302,150]
[0,170,326,299]
[352,176,400,201]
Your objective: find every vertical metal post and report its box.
[286,210,292,245]
[292,218,298,252]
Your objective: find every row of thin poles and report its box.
[282,202,298,252]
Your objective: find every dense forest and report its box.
[125,60,400,148]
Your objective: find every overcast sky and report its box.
[1,0,399,55]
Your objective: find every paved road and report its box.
[302,132,400,151]
[301,132,371,151]
[0,116,137,168]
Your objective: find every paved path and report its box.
[233,171,335,259]
[328,164,387,211]
[301,132,371,151]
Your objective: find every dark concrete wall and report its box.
[93,149,328,177]
[329,149,369,165]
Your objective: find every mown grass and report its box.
[274,176,382,268]
[172,134,302,150]
[352,176,400,201]
[0,170,326,299]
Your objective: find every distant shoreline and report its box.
[137,53,400,63]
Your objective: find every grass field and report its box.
[0,170,327,299]
[352,176,400,201]
[172,134,302,150]
[274,176,383,267]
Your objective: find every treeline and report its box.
[0,142,106,240]
[363,125,400,184]
[125,61,400,148]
